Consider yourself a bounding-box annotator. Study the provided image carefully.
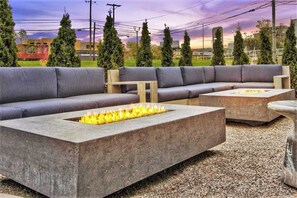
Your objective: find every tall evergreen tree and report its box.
[258,27,273,64]
[47,13,80,67]
[136,20,153,67]
[232,27,249,65]
[0,0,18,67]
[98,15,124,76]
[161,26,174,66]
[282,21,297,65]
[211,29,225,65]
[179,31,192,66]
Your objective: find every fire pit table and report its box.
[200,89,295,124]
[268,100,297,188]
[0,103,225,197]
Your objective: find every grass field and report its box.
[18,59,213,67]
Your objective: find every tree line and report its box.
[0,0,296,70]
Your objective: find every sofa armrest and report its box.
[273,75,290,89]
[106,81,158,103]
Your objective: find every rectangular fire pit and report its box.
[0,104,225,198]
[200,89,295,123]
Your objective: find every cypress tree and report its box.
[136,20,153,67]
[282,21,297,65]
[98,15,124,76]
[211,29,225,65]
[47,13,80,67]
[161,26,174,66]
[232,27,249,65]
[179,30,192,66]
[0,0,18,67]
[258,27,273,64]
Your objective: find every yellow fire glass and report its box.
[79,105,167,125]
[234,89,266,95]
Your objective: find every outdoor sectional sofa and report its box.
[107,65,290,105]
[0,67,139,120]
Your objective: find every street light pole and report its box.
[93,22,96,61]
[272,0,277,63]
[85,0,95,60]
[202,24,205,60]
[134,26,141,57]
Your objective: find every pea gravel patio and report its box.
[1,117,297,198]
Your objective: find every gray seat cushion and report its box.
[181,66,205,85]
[119,67,157,92]
[215,66,242,82]
[127,87,189,102]
[67,93,139,108]
[0,67,57,104]
[233,82,274,89]
[242,65,282,82]
[204,83,234,92]
[157,87,189,102]
[0,107,23,120]
[156,67,184,88]
[56,67,105,98]
[203,66,215,83]
[183,84,213,98]
[2,99,97,117]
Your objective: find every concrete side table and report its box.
[268,100,297,188]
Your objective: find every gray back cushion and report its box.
[56,67,105,98]
[181,66,205,85]
[119,67,157,92]
[242,65,282,82]
[0,68,57,104]
[203,66,215,83]
[215,66,242,82]
[156,67,184,88]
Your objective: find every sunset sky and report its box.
[10,0,297,48]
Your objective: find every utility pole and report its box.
[134,26,141,57]
[93,22,96,61]
[106,3,121,27]
[85,0,96,60]
[202,24,205,60]
[272,0,277,63]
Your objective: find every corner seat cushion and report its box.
[56,67,105,98]
[66,93,139,107]
[181,66,204,85]
[2,99,97,117]
[119,67,157,92]
[156,67,184,88]
[0,67,57,104]
[215,66,242,82]
[242,65,282,82]
[203,66,215,83]
[233,82,274,89]
[0,107,23,120]
[183,84,213,98]
[127,87,189,102]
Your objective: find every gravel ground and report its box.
[1,117,297,198]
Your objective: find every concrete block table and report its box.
[0,104,225,198]
[200,89,295,124]
[268,100,297,188]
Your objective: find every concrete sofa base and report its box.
[0,104,225,198]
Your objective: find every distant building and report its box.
[17,38,99,60]
[192,48,212,59]
[160,40,180,49]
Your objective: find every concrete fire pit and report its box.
[200,89,295,124]
[0,104,225,197]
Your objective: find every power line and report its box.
[106,3,121,27]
